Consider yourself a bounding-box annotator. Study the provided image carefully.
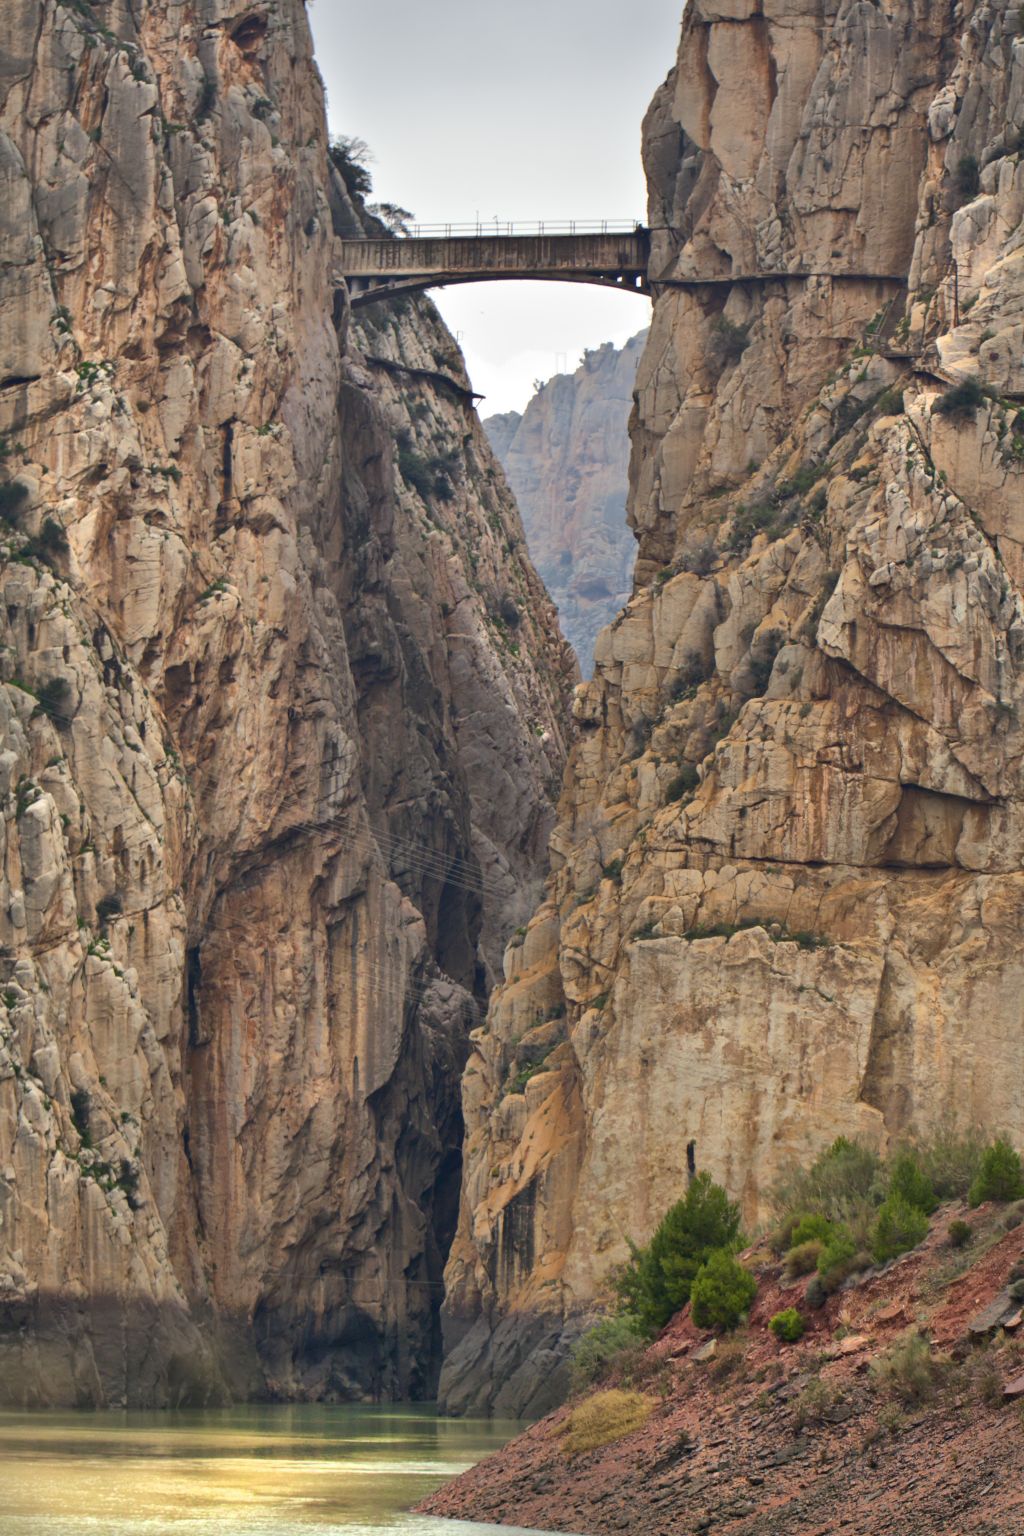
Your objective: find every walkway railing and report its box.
[351,219,646,241]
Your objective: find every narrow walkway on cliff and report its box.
[336,221,912,307]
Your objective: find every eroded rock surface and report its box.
[485,334,645,676]
[441,0,1024,1415]
[0,0,573,1406]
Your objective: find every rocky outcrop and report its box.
[0,0,573,1407]
[484,335,645,675]
[441,0,1024,1415]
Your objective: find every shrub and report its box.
[794,1375,845,1429]
[948,1218,972,1250]
[785,1239,825,1279]
[569,1314,647,1390]
[33,677,72,724]
[790,1213,835,1246]
[708,316,750,371]
[70,1087,91,1147]
[679,536,717,577]
[690,1249,758,1331]
[887,1149,938,1215]
[560,1389,653,1457]
[954,154,980,202]
[96,893,123,924]
[917,1124,986,1201]
[329,134,373,199]
[498,593,520,628]
[707,1331,749,1382]
[804,1273,827,1310]
[969,1138,1024,1206]
[665,764,699,803]
[615,1172,743,1334]
[769,1307,806,1343]
[0,480,29,524]
[772,1136,882,1230]
[871,1194,930,1264]
[817,1225,860,1292]
[934,377,990,421]
[869,1331,949,1406]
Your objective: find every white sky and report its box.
[310,0,682,413]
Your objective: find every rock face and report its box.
[484,335,645,676]
[440,0,1024,1416]
[0,0,573,1407]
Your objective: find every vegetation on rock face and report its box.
[968,1138,1024,1206]
[869,1331,949,1406]
[934,376,990,421]
[871,1194,930,1264]
[769,1307,806,1343]
[569,1314,647,1389]
[614,1172,743,1334]
[690,1249,757,1331]
[560,1389,654,1457]
[329,134,373,198]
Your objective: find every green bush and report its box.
[784,1238,824,1278]
[934,377,990,421]
[948,1219,972,1250]
[690,1249,757,1331]
[871,1194,930,1264]
[772,1137,882,1231]
[615,1172,743,1334]
[804,1273,827,1310]
[790,1213,835,1246]
[769,1307,806,1343]
[887,1150,938,1215]
[917,1125,986,1201]
[968,1138,1024,1206]
[817,1224,859,1292]
[569,1314,647,1390]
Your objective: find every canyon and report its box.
[1,0,1023,1446]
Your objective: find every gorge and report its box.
[2,10,1024,1517]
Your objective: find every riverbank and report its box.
[420,1204,1024,1534]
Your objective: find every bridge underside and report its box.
[345,270,650,308]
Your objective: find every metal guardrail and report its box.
[354,220,646,241]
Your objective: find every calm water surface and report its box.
[0,1405,558,1536]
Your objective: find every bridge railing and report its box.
[349,219,646,241]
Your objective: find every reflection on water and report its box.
[0,1404,555,1535]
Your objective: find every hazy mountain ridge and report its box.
[484,335,645,675]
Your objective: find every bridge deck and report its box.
[339,232,651,305]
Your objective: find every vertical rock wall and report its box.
[441,0,1024,1416]
[0,0,573,1406]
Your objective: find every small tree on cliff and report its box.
[615,1172,743,1335]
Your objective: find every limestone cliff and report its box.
[484,335,644,676]
[441,0,1024,1417]
[0,0,573,1407]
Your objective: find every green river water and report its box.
[0,1405,561,1536]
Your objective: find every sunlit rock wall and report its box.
[441,0,1024,1417]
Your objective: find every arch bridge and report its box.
[338,222,651,307]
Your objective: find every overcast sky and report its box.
[310,0,682,413]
